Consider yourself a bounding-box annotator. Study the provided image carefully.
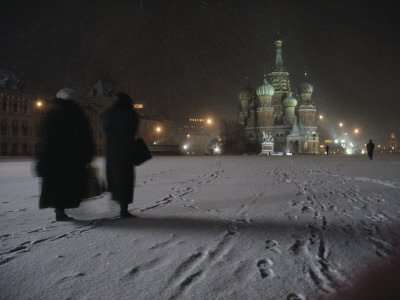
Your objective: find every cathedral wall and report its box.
[299,109,316,127]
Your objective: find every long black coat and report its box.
[101,103,138,204]
[37,100,94,209]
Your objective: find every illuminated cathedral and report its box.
[238,37,319,154]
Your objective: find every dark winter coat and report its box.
[37,99,94,209]
[367,142,375,153]
[101,101,139,204]
[367,141,375,159]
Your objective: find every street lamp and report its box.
[338,122,344,153]
[153,126,162,145]
[33,100,43,154]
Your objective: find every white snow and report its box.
[1,155,400,299]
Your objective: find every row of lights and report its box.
[319,115,360,134]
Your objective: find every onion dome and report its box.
[256,78,274,97]
[283,92,298,107]
[238,85,255,102]
[298,73,314,93]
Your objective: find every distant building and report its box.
[0,68,42,156]
[237,36,319,154]
[0,76,180,156]
[177,118,217,155]
[389,133,398,153]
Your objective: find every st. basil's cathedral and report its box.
[238,37,319,154]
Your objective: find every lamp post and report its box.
[33,100,43,154]
[154,126,162,145]
[353,128,359,153]
[339,122,343,138]
[338,122,343,153]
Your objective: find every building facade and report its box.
[0,69,45,156]
[238,37,319,154]
[1,76,179,156]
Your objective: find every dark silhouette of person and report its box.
[366,139,375,160]
[325,145,330,155]
[101,92,139,218]
[36,88,94,221]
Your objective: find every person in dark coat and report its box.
[325,145,330,155]
[101,92,139,218]
[366,139,375,160]
[36,88,94,221]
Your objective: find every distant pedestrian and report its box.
[325,145,330,155]
[101,92,139,218]
[36,88,94,221]
[366,139,375,160]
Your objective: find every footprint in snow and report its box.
[287,293,306,300]
[265,240,282,255]
[256,258,274,279]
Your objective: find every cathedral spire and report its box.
[273,33,286,72]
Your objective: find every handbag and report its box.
[84,164,105,198]
[133,138,152,166]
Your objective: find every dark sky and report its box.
[1,0,399,144]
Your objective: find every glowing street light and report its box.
[339,122,343,128]
[354,128,359,134]
[156,127,161,133]
[206,118,212,125]
[319,114,323,120]
[33,100,44,154]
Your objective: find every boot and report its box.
[120,203,135,218]
[55,209,74,222]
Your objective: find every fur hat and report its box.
[56,88,79,101]
[113,91,133,104]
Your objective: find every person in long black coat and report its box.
[37,88,94,221]
[366,139,375,160]
[101,92,139,218]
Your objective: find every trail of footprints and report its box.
[256,239,280,279]
[267,167,354,296]
[257,239,307,299]
[115,227,236,299]
[0,218,117,266]
[138,169,224,213]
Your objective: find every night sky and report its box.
[1,0,399,144]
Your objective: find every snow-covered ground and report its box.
[1,155,400,300]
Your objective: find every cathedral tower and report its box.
[256,76,274,127]
[268,35,291,124]
[237,82,254,125]
[283,92,297,126]
[297,72,316,129]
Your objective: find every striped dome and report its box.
[256,78,274,97]
[298,74,314,93]
[238,85,255,102]
[283,92,298,107]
